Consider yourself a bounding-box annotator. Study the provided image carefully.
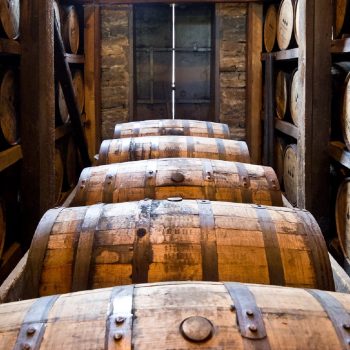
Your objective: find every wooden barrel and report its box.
[57,83,69,124]
[6,281,350,350]
[0,0,19,39]
[283,144,298,205]
[54,148,64,204]
[23,199,334,298]
[114,119,231,139]
[0,201,5,259]
[277,0,295,50]
[66,137,77,188]
[0,69,18,145]
[335,0,350,38]
[263,4,277,53]
[335,178,350,259]
[71,158,282,207]
[290,68,301,126]
[72,69,84,115]
[293,0,300,46]
[274,137,286,185]
[61,5,80,54]
[98,136,250,165]
[275,70,289,120]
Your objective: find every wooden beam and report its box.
[84,5,101,158]
[275,119,298,140]
[298,0,332,233]
[54,19,91,167]
[20,0,55,247]
[0,146,22,172]
[246,3,263,164]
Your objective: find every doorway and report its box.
[134,3,215,121]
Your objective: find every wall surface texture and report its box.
[100,3,247,140]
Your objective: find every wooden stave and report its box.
[71,158,283,207]
[341,71,350,150]
[98,136,251,165]
[23,199,334,298]
[283,144,298,205]
[0,0,20,40]
[61,5,80,54]
[289,68,301,126]
[0,69,18,146]
[2,282,350,349]
[263,4,277,53]
[277,0,295,50]
[57,82,69,124]
[275,70,289,120]
[113,119,231,139]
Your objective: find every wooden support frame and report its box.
[20,0,55,247]
[298,0,332,232]
[246,3,263,164]
[84,5,101,158]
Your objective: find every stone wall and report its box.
[100,3,247,140]
[218,3,247,140]
[101,5,131,139]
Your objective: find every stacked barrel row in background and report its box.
[2,118,350,349]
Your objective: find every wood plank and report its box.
[84,5,101,159]
[0,251,27,303]
[54,19,91,168]
[20,0,56,247]
[331,38,350,54]
[61,185,78,207]
[0,146,22,172]
[275,119,298,139]
[298,0,332,234]
[263,53,274,167]
[0,243,22,285]
[65,53,85,64]
[0,38,21,55]
[246,3,263,164]
[55,124,72,141]
[329,141,350,169]
[261,48,299,61]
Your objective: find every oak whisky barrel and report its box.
[113,119,231,139]
[290,68,301,126]
[57,83,69,124]
[335,0,350,38]
[23,199,334,298]
[263,4,277,53]
[341,70,350,150]
[98,136,251,165]
[274,137,286,185]
[293,0,300,46]
[61,5,80,54]
[0,69,18,146]
[3,281,350,350]
[275,70,289,120]
[277,0,295,50]
[72,69,84,115]
[283,144,298,205]
[71,158,282,207]
[0,0,19,40]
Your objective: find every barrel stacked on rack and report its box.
[2,118,341,348]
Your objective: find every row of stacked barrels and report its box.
[54,1,84,204]
[54,1,85,125]
[3,118,350,349]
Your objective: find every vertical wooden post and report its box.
[246,3,263,164]
[84,5,101,158]
[20,0,55,246]
[298,0,332,233]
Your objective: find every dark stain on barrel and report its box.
[137,228,147,238]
